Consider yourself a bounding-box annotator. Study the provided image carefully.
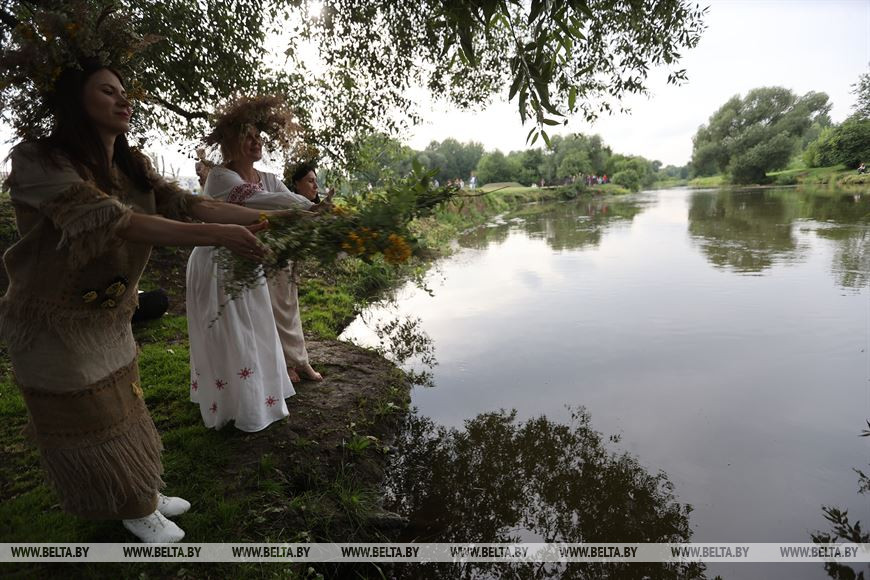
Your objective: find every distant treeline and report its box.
[335,133,689,193]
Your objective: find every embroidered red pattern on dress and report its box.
[225,182,263,205]
[265,396,277,407]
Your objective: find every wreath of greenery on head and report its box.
[0,0,160,141]
[203,95,318,164]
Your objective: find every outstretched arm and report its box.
[118,213,269,258]
[189,198,264,225]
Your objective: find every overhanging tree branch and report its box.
[151,96,209,121]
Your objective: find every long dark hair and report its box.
[289,162,320,202]
[36,60,150,192]
[290,162,316,187]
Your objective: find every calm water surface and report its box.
[341,187,870,579]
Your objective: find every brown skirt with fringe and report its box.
[18,357,163,520]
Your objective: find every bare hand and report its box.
[311,188,335,213]
[215,223,268,261]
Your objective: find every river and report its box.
[341,186,870,579]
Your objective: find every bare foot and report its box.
[297,363,323,382]
[287,367,301,383]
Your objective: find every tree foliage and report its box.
[1,0,707,173]
[804,118,870,169]
[422,139,484,182]
[803,65,870,169]
[851,63,870,120]
[476,150,517,185]
[691,87,831,183]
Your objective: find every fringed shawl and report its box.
[0,143,202,353]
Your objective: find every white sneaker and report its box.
[123,510,185,543]
[157,493,191,518]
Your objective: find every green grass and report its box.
[840,173,870,186]
[687,174,726,188]
[299,278,357,340]
[588,182,631,195]
[479,182,632,201]
[0,309,401,577]
[767,164,851,186]
[651,178,688,189]
[478,181,525,192]
[686,165,866,190]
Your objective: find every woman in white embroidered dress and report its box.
[186,111,317,431]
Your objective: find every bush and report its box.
[612,169,641,191]
[830,118,870,168]
[772,172,798,185]
[804,119,870,169]
[556,183,587,199]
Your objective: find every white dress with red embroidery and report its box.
[186,166,302,432]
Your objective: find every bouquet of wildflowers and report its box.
[215,161,460,299]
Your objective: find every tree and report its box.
[606,154,655,190]
[1,0,707,173]
[557,149,591,180]
[806,119,870,169]
[514,148,545,186]
[423,139,484,181]
[851,63,870,120]
[343,133,416,190]
[803,67,870,169]
[691,87,831,183]
[476,151,516,185]
[612,169,640,191]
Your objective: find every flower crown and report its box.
[0,1,160,140]
[203,95,318,163]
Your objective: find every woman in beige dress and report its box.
[1,63,300,543]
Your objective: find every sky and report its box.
[1,0,868,173]
[403,0,870,167]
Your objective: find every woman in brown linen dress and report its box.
[1,63,300,542]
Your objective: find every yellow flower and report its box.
[100,298,117,309]
[105,281,126,297]
[82,290,98,303]
[131,381,144,399]
[341,231,366,255]
[383,234,411,264]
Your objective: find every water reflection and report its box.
[816,227,869,290]
[460,199,647,252]
[384,409,706,579]
[339,186,870,580]
[348,313,438,387]
[688,190,802,273]
[688,188,870,288]
[811,421,870,579]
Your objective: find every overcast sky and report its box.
[404,0,870,167]
[1,0,868,172]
